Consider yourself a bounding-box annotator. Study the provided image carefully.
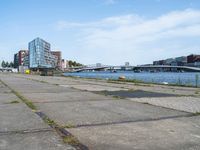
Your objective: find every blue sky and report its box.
[0,0,200,65]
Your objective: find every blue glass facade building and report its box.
[29,38,57,69]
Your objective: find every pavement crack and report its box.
[35,111,89,150]
[73,113,194,129]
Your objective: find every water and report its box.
[63,71,200,87]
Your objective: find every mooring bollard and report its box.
[119,76,126,81]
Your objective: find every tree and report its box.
[9,62,14,68]
[67,60,83,67]
[68,60,73,67]
[1,61,6,68]
[5,62,9,68]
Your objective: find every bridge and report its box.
[68,65,200,72]
[68,65,110,72]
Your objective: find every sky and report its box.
[0,0,200,65]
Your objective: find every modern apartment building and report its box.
[29,37,58,69]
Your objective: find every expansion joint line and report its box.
[0,128,51,136]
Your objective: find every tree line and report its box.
[68,60,83,67]
[1,61,14,68]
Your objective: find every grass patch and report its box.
[142,102,149,105]
[62,123,75,128]
[107,78,199,88]
[193,112,200,116]
[128,88,135,91]
[10,100,20,104]
[195,91,199,94]
[12,90,37,110]
[63,135,79,145]
[107,79,153,87]
[43,116,57,126]
[112,95,122,99]
[39,80,48,83]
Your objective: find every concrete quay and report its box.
[0,73,200,150]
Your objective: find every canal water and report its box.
[63,71,200,87]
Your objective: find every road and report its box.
[0,73,200,150]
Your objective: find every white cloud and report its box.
[56,9,200,65]
[56,14,143,30]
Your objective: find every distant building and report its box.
[51,51,62,69]
[14,50,29,69]
[61,59,65,69]
[23,54,29,67]
[18,50,29,66]
[153,56,187,66]
[96,63,102,67]
[14,53,19,68]
[153,60,165,65]
[175,56,187,66]
[29,37,57,69]
[187,54,200,63]
[152,54,200,68]
[164,58,174,65]
[194,62,200,67]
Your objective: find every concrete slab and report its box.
[18,86,78,93]
[129,96,200,113]
[68,116,200,150]
[0,131,75,150]
[0,86,11,94]
[23,92,114,103]
[0,93,20,104]
[66,84,127,91]
[0,104,49,132]
[1,78,79,93]
[35,100,189,126]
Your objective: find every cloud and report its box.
[56,9,200,65]
[56,14,143,30]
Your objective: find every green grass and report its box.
[9,100,20,104]
[13,90,37,110]
[128,89,135,91]
[43,116,57,126]
[62,123,75,128]
[193,112,200,116]
[142,102,149,105]
[63,135,79,145]
[107,79,153,87]
[39,80,48,83]
[112,95,122,99]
